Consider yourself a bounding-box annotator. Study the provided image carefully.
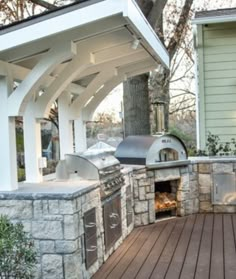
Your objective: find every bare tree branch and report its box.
[28,0,57,10]
[167,0,193,60]
[171,92,195,99]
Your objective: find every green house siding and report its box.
[198,22,236,149]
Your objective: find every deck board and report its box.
[93,214,236,279]
[106,225,155,279]
[180,214,204,279]
[195,214,213,279]
[121,220,167,279]
[165,215,196,279]
[210,214,224,279]
[135,219,177,279]
[150,217,186,279]
[224,215,236,279]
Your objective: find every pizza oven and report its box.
[115,134,189,169]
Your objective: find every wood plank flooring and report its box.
[93,214,236,279]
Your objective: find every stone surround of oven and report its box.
[132,164,199,226]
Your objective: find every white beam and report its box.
[83,75,122,121]
[8,42,76,116]
[34,55,91,118]
[83,58,156,120]
[74,116,87,153]
[58,92,74,159]
[0,75,18,191]
[75,50,149,80]
[23,99,43,183]
[71,69,115,115]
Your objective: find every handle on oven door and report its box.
[85,222,96,228]
[86,245,97,252]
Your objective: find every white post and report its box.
[58,92,74,159]
[23,100,43,183]
[0,76,18,190]
[74,115,87,153]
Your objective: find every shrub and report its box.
[0,216,37,279]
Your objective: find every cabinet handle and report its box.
[85,222,96,228]
[86,245,97,252]
[216,185,218,195]
[109,213,119,218]
[110,223,118,229]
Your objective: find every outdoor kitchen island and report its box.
[0,167,134,279]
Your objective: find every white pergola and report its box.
[0,0,169,191]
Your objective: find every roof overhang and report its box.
[0,0,169,68]
[193,10,236,25]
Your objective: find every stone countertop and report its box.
[0,175,100,200]
[189,156,236,163]
[121,165,144,174]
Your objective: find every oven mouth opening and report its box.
[159,148,179,162]
[155,180,179,219]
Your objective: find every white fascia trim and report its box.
[192,15,236,25]
[0,0,123,52]
[123,0,169,68]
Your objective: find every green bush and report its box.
[0,216,37,279]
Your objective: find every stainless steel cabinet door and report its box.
[103,193,122,252]
[213,173,236,204]
[84,208,97,269]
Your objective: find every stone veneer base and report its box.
[1,158,236,278]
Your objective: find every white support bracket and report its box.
[34,54,92,118]
[58,92,74,159]
[71,69,115,117]
[8,41,77,116]
[0,75,18,190]
[83,58,156,120]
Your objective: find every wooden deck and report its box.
[93,214,236,279]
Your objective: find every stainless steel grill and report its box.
[65,152,124,199]
[115,134,189,169]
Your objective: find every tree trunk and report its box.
[123,74,150,136]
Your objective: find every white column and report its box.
[23,100,43,183]
[58,92,74,159]
[0,76,18,190]
[74,115,87,153]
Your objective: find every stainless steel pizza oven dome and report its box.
[115,134,189,169]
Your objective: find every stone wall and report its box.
[197,161,236,213]
[132,164,199,226]
[0,171,134,279]
[132,159,236,227]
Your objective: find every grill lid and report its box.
[65,152,120,180]
[115,134,188,166]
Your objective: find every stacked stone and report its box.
[177,165,199,216]
[198,163,213,213]
[132,167,155,226]
[132,164,200,226]
[197,161,236,213]
[0,187,102,279]
[0,171,136,279]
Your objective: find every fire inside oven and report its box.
[155,180,179,218]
